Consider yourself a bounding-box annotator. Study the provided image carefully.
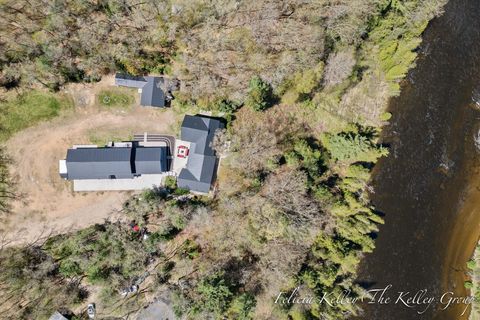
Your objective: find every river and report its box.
[356,0,480,319]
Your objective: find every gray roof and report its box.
[66,148,133,180]
[134,147,168,174]
[178,154,217,193]
[180,115,222,156]
[115,73,166,107]
[65,145,171,180]
[49,312,68,320]
[115,74,147,88]
[140,77,166,108]
[177,115,223,193]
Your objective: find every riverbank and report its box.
[439,155,480,319]
[466,242,480,320]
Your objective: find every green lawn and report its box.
[97,89,135,109]
[0,91,72,142]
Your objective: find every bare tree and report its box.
[229,108,303,175]
[211,128,230,158]
[323,48,356,88]
[262,167,322,224]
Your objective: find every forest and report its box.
[0,0,447,319]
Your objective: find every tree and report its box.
[262,167,322,225]
[195,271,233,315]
[321,132,388,164]
[229,108,303,175]
[245,76,274,111]
[323,48,356,88]
[0,149,15,215]
[212,128,230,157]
[226,293,256,320]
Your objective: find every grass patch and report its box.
[0,91,72,141]
[97,89,135,109]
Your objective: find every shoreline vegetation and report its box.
[467,241,480,320]
[0,0,448,319]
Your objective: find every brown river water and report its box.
[356,0,480,319]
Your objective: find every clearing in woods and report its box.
[0,76,179,246]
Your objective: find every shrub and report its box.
[289,308,308,320]
[467,260,476,270]
[181,239,201,260]
[164,176,177,190]
[279,63,324,104]
[45,222,155,286]
[215,99,241,114]
[380,112,393,121]
[0,246,87,319]
[59,260,82,277]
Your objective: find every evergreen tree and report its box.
[246,76,274,112]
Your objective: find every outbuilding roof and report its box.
[115,73,166,107]
[140,77,166,108]
[49,312,69,320]
[114,74,147,88]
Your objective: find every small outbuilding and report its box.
[115,73,168,108]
